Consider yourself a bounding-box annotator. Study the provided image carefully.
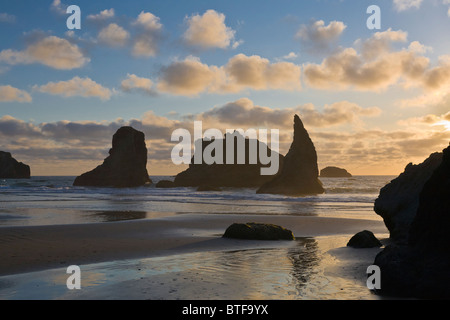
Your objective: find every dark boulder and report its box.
[0,151,30,179]
[73,126,151,188]
[257,115,324,196]
[223,222,295,240]
[374,152,443,243]
[155,180,176,188]
[347,230,382,248]
[320,166,352,178]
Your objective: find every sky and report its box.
[0,0,449,176]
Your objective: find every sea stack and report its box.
[374,145,450,298]
[73,126,151,188]
[0,151,30,179]
[374,151,443,243]
[174,132,284,188]
[320,166,352,178]
[256,115,324,196]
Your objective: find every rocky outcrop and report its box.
[73,126,151,188]
[347,230,382,248]
[0,151,30,179]
[374,152,443,243]
[374,145,450,299]
[174,133,284,188]
[223,222,295,240]
[155,180,176,188]
[256,115,324,196]
[320,166,352,178]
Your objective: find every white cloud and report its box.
[393,0,424,11]
[133,11,163,31]
[87,8,115,21]
[121,74,155,95]
[35,77,112,100]
[50,0,67,15]
[98,23,130,47]
[296,20,346,52]
[0,85,32,103]
[183,10,237,49]
[131,11,163,57]
[0,36,89,70]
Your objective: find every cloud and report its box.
[121,74,155,95]
[303,29,432,91]
[35,77,112,100]
[50,0,67,15]
[0,85,32,103]
[87,8,115,21]
[183,9,237,49]
[0,36,89,70]
[296,20,346,52]
[393,0,424,11]
[131,11,163,57]
[98,23,130,47]
[0,13,16,23]
[156,54,302,96]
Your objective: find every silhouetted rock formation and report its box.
[347,230,382,248]
[256,115,324,196]
[73,126,151,188]
[155,180,176,188]
[0,151,30,179]
[374,145,450,299]
[320,166,352,178]
[374,152,443,243]
[223,222,295,240]
[174,132,284,188]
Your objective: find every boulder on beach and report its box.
[347,230,382,248]
[0,151,30,179]
[374,144,450,299]
[320,166,352,178]
[174,132,284,188]
[223,222,295,240]
[374,151,443,243]
[155,180,176,188]
[256,115,324,196]
[73,126,151,188]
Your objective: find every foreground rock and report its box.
[223,223,295,240]
[0,151,30,179]
[374,145,450,299]
[257,115,324,196]
[320,166,352,178]
[374,151,443,243]
[347,230,382,248]
[73,126,151,188]
[174,132,284,188]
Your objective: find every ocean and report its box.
[0,175,393,227]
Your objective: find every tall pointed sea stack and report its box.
[257,115,324,196]
[73,126,151,188]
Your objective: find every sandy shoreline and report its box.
[0,214,387,277]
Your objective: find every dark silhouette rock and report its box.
[155,180,176,188]
[0,151,30,179]
[374,145,450,299]
[174,132,284,188]
[256,115,324,196]
[374,152,443,243]
[197,185,222,192]
[223,222,295,240]
[320,166,352,178]
[347,230,382,248]
[73,126,151,188]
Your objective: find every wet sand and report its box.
[0,214,387,277]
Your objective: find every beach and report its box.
[0,176,390,300]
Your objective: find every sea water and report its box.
[0,175,393,227]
